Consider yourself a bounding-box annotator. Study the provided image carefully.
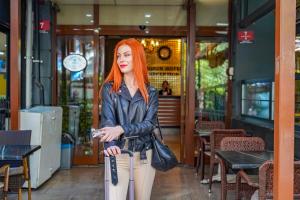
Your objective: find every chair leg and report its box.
[199,143,205,180]
[195,148,201,175]
[18,188,22,200]
[23,157,32,200]
[208,157,215,193]
[28,178,32,200]
[221,184,227,200]
[236,174,242,200]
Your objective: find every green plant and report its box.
[60,67,69,133]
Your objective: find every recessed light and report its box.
[86,14,92,17]
[145,14,151,18]
[215,31,228,35]
[216,22,228,27]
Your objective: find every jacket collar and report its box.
[117,81,144,103]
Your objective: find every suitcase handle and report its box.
[121,149,134,157]
[104,149,134,157]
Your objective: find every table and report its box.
[216,150,273,170]
[0,145,41,200]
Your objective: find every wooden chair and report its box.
[218,137,265,200]
[0,165,9,200]
[208,129,247,193]
[194,120,225,179]
[236,160,300,200]
[0,130,32,200]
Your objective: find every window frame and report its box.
[240,79,274,121]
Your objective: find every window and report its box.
[241,80,274,120]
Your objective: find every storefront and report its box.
[54,0,229,165]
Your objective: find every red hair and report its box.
[103,38,150,103]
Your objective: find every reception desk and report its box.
[158,96,180,127]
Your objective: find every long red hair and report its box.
[103,38,150,103]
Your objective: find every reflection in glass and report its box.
[241,81,273,120]
[57,36,94,156]
[0,31,8,130]
[195,41,228,120]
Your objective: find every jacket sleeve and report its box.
[100,84,117,148]
[121,89,158,138]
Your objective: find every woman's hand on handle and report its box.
[100,126,124,142]
[104,146,121,156]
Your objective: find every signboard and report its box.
[63,54,87,72]
[238,31,254,44]
[39,20,50,32]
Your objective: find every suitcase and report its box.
[105,150,134,200]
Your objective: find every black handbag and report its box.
[151,117,178,171]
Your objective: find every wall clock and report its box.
[158,46,171,60]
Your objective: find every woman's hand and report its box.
[100,126,124,142]
[104,146,121,157]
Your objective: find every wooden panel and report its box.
[274,0,295,199]
[158,97,181,127]
[10,0,21,130]
[184,0,196,165]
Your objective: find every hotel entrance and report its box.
[56,36,186,164]
[55,0,229,165]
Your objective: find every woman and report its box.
[95,38,158,200]
[158,80,172,95]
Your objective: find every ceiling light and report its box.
[86,14,92,17]
[145,30,150,34]
[145,21,149,24]
[0,52,5,55]
[90,20,94,23]
[4,44,7,48]
[215,31,228,35]
[145,14,151,18]
[216,22,228,27]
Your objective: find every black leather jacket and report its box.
[100,81,158,160]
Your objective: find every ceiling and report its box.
[53,0,227,6]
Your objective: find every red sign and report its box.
[39,20,50,31]
[238,31,254,44]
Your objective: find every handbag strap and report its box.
[156,116,164,142]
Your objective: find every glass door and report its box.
[195,39,228,121]
[57,36,99,164]
[0,31,9,130]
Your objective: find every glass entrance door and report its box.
[57,36,99,164]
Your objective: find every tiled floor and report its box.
[8,128,236,200]
[12,166,233,200]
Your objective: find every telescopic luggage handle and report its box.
[121,149,134,157]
